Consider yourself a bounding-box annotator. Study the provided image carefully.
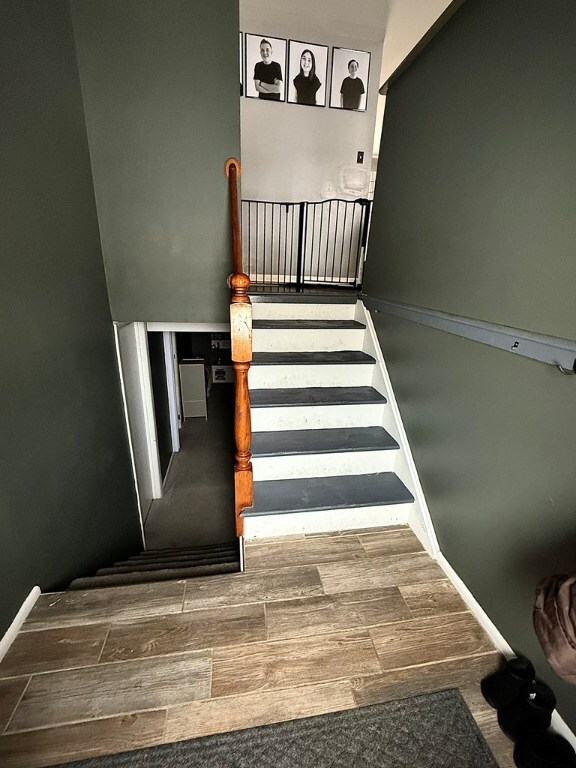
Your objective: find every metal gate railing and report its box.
[241,198,372,289]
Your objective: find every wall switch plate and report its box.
[357,151,364,164]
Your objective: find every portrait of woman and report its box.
[293,49,321,105]
[287,40,328,107]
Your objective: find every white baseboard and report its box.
[436,553,576,749]
[436,554,514,656]
[0,586,41,663]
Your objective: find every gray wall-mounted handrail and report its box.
[361,294,576,375]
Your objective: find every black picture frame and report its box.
[287,39,329,108]
[239,32,244,96]
[244,33,287,102]
[329,47,371,112]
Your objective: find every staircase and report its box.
[244,293,420,539]
[68,541,240,590]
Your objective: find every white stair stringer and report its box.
[358,300,440,556]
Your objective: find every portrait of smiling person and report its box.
[287,39,328,107]
[330,46,371,111]
[245,33,287,101]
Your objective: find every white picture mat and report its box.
[245,33,287,101]
[287,40,328,107]
[330,47,370,111]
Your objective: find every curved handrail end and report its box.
[225,157,241,178]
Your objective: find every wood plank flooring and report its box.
[0,526,514,768]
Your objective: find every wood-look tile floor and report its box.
[0,526,515,767]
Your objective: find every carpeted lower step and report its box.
[99,554,239,575]
[140,542,237,556]
[120,547,238,566]
[68,560,239,590]
[67,542,240,591]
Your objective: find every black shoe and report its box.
[514,730,576,768]
[498,681,557,740]
[481,656,535,709]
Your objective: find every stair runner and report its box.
[67,541,240,590]
[244,292,414,536]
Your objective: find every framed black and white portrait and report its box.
[244,33,287,102]
[287,40,329,107]
[330,47,371,111]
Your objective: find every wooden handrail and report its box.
[225,157,253,537]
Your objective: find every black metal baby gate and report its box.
[241,198,372,289]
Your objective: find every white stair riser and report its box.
[249,363,374,389]
[252,449,398,481]
[244,503,412,538]
[253,328,365,353]
[252,302,357,321]
[252,328,364,352]
[251,403,385,432]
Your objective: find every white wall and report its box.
[378,0,454,84]
[240,7,383,202]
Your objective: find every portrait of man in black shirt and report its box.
[253,39,283,100]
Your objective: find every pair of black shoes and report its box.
[481,656,576,768]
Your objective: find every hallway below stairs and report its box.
[144,385,236,549]
[0,527,512,768]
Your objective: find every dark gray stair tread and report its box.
[250,293,357,304]
[252,427,399,457]
[69,562,240,589]
[244,473,413,517]
[99,555,239,575]
[251,386,386,408]
[253,320,365,330]
[252,351,374,366]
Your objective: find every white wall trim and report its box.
[437,553,576,749]
[134,323,163,499]
[0,587,41,663]
[113,324,146,543]
[163,332,180,453]
[359,301,440,555]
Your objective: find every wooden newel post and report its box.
[230,274,253,537]
[226,157,253,538]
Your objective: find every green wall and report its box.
[71,0,241,322]
[364,0,576,727]
[0,0,142,635]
